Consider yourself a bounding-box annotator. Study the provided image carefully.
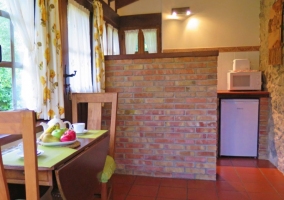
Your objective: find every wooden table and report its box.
[2,130,110,200]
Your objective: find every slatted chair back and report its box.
[71,93,118,158]
[0,110,39,200]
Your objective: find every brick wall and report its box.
[105,54,218,180]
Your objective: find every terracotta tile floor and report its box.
[110,157,284,200]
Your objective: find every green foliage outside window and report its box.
[0,68,12,110]
[0,0,13,110]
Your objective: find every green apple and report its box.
[51,128,67,139]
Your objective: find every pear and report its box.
[41,134,60,143]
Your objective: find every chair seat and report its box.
[100,155,116,183]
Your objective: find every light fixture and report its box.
[171,7,191,16]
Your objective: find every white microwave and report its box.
[227,71,262,90]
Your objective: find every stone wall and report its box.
[260,0,283,169]
[105,54,218,180]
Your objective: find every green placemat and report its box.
[3,145,76,168]
[76,130,107,139]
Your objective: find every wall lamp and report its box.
[171,7,191,16]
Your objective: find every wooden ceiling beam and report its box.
[114,0,139,10]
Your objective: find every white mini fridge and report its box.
[220,99,259,157]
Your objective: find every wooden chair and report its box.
[0,110,40,200]
[72,92,118,200]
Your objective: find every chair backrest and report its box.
[72,93,118,158]
[0,110,39,200]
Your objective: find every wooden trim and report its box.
[217,90,270,98]
[105,50,219,60]
[163,46,260,53]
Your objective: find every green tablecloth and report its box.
[76,130,107,139]
[3,145,76,168]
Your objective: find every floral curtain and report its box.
[103,21,107,55]
[35,0,64,119]
[92,0,105,93]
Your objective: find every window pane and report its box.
[0,67,12,111]
[0,16,11,61]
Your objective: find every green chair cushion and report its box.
[100,155,116,183]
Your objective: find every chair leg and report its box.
[101,183,107,200]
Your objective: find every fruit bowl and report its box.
[37,139,77,146]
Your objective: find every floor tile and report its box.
[112,183,132,195]
[242,182,276,193]
[187,180,216,189]
[125,196,156,200]
[260,168,282,176]
[157,186,187,199]
[128,185,159,197]
[215,181,246,192]
[231,158,258,167]
[217,191,250,200]
[257,159,277,168]
[235,166,262,174]
[134,176,161,186]
[271,183,284,194]
[188,189,218,200]
[238,173,268,183]
[111,158,283,200]
[248,192,283,200]
[160,178,188,188]
[111,194,126,200]
[112,174,136,184]
[217,158,232,166]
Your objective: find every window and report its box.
[0,1,23,110]
[103,22,120,55]
[67,0,93,93]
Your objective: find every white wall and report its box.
[118,0,260,90]
[118,0,259,48]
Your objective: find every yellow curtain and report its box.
[35,0,64,119]
[93,0,105,93]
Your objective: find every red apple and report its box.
[60,129,76,142]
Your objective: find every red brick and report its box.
[133,93,154,98]
[154,116,175,121]
[144,155,164,160]
[145,133,164,138]
[156,69,175,74]
[176,127,196,133]
[133,160,154,166]
[186,98,207,103]
[174,69,195,74]
[175,116,196,121]
[165,87,186,92]
[144,110,165,115]
[135,81,154,87]
[145,98,164,104]
[127,76,144,81]
[154,92,175,98]
[153,104,175,109]
[123,87,143,93]
[196,151,216,156]
[144,75,165,81]
[113,71,133,76]
[124,64,143,70]
[154,138,175,143]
